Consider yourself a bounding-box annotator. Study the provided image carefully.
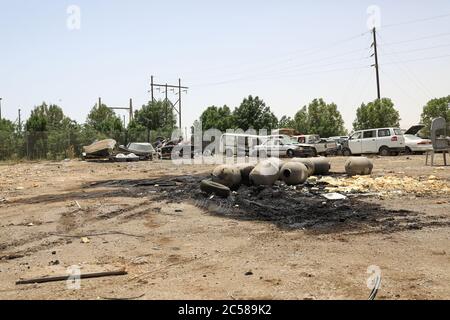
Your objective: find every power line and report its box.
[190,45,373,87]
[382,53,450,65]
[191,65,370,88]
[182,30,371,80]
[381,43,450,56]
[383,12,450,29]
[381,32,450,46]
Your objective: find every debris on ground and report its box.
[322,193,347,200]
[320,175,450,197]
[16,270,128,285]
[81,237,90,244]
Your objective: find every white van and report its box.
[342,128,406,156]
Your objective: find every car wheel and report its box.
[342,148,352,156]
[287,149,295,158]
[379,146,390,157]
[200,180,231,198]
[405,147,413,155]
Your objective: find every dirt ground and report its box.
[0,155,449,300]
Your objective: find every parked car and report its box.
[250,136,316,158]
[292,134,337,156]
[402,125,433,154]
[342,128,405,156]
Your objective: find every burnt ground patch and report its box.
[83,175,450,234]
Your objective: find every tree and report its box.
[291,99,347,137]
[233,96,278,131]
[130,100,177,142]
[353,98,400,131]
[200,105,234,131]
[25,103,81,159]
[278,116,294,128]
[0,119,17,160]
[86,102,123,134]
[420,96,450,136]
[292,107,309,134]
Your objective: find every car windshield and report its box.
[281,136,298,144]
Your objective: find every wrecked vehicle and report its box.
[250,136,315,158]
[157,139,195,160]
[82,139,117,160]
[292,134,337,156]
[119,143,156,160]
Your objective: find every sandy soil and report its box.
[0,155,449,300]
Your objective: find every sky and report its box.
[1,0,449,133]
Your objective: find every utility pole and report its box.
[18,108,22,132]
[151,76,155,102]
[98,97,102,108]
[149,76,188,129]
[371,27,381,100]
[0,97,2,120]
[178,78,182,132]
[129,99,133,122]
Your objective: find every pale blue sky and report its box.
[1,0,449,132]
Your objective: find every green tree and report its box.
[0,119,17,160]
[25,103,81,159]
[420,96,450,136]
[291,99,347,137]
[292,107,309,134]
[200,105,234,131]
[86,102,123,134]
[233,96,278,131]
[130,100,177,142]
[353,98,400,131]
[278,115,294,128]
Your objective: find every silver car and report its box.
[250,137,315,158]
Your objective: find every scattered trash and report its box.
[81,237,90,244]
[27,223,34,227]
[200,180,231,198]
[245,271,254,276]
[75,201,82,210]
[320,175,450,196]
[48,260,60,266]
[322,193,347,200]
[16,270,128,285]
[16,187,24,191]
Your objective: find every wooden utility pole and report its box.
[149,76,188,129]
[0,97,2,120]
[371,27,381,100]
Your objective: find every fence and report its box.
[0,128,175,161]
